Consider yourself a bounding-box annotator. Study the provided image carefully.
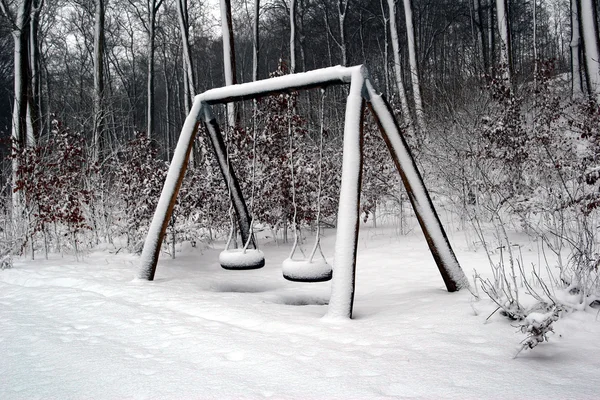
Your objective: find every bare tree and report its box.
[127,0,164,138]
[289,0,296,72]
[488,0,495,75]
[578,0,600,101]
[472,0,489,73]
[386,0,414,136]
[1,0,33,210]
[220,0,237,128]
[402,0,425,133]
[176,0,195,106]
[253,0,259,81]
[496,0,512,84]
[321,0,349,66]
[93,0,105,162]
[338,0,348,66]
[148,0,164,138]
[570,0,584,98]
[27,0,42,145]
[379,0,390,95]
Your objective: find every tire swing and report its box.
[282,89,333,283]
[219,105,265,270]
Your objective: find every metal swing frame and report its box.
[139,65,469,319]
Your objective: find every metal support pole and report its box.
[201,104,256,249]
[326,67,366,320]
[364,80,469,292]
[139,98,203,280]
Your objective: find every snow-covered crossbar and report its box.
[139,65,469,319]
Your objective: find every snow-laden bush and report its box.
[0,251,12,269]
[515,306,561,357]
[361,113,403,227]
[427,60,600,354]
[10,118,93,257]
[113,133,167,252]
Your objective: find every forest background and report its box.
[0,0,598,307]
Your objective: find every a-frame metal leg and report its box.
[139,100,256,281]
[201,104,256,249]
[139,99,203,280]
[326,68,366,320]
[364,80,469,292]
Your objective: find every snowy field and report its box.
[1,222,600,399]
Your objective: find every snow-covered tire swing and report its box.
[281,89,332,283]
[219,248,265,270]
[219,100,265,271]
[282,258,331,282]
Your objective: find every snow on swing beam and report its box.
[139,64,468,319]
[196,65,358,105]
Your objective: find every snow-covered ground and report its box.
[1,223,600,399]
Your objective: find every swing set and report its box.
[139,65,469,319]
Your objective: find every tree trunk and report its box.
[473,0,489,73]
[93,0,105,162]
[182,54,190,112]
[380,0,390,96]
[146,1,159,139]
[220,0,237,129]
[253,0,260,81]
[402,0,425,134]
[386,0,415,136]
[571,0,584,98]
[338,0,348,66]
[323,11,333,66]
[290,0,296,73]
[176,0,195,102]
[12,26,28,211]
[579,0,600,101]
[298,2,307,72]
[495,0,512,84]
[27,0,43,146]
[533,0,538,87]
[3,0,34,212]
[162,51,171,156]
[488,0,496,75]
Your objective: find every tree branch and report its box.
[0,0,17,28]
